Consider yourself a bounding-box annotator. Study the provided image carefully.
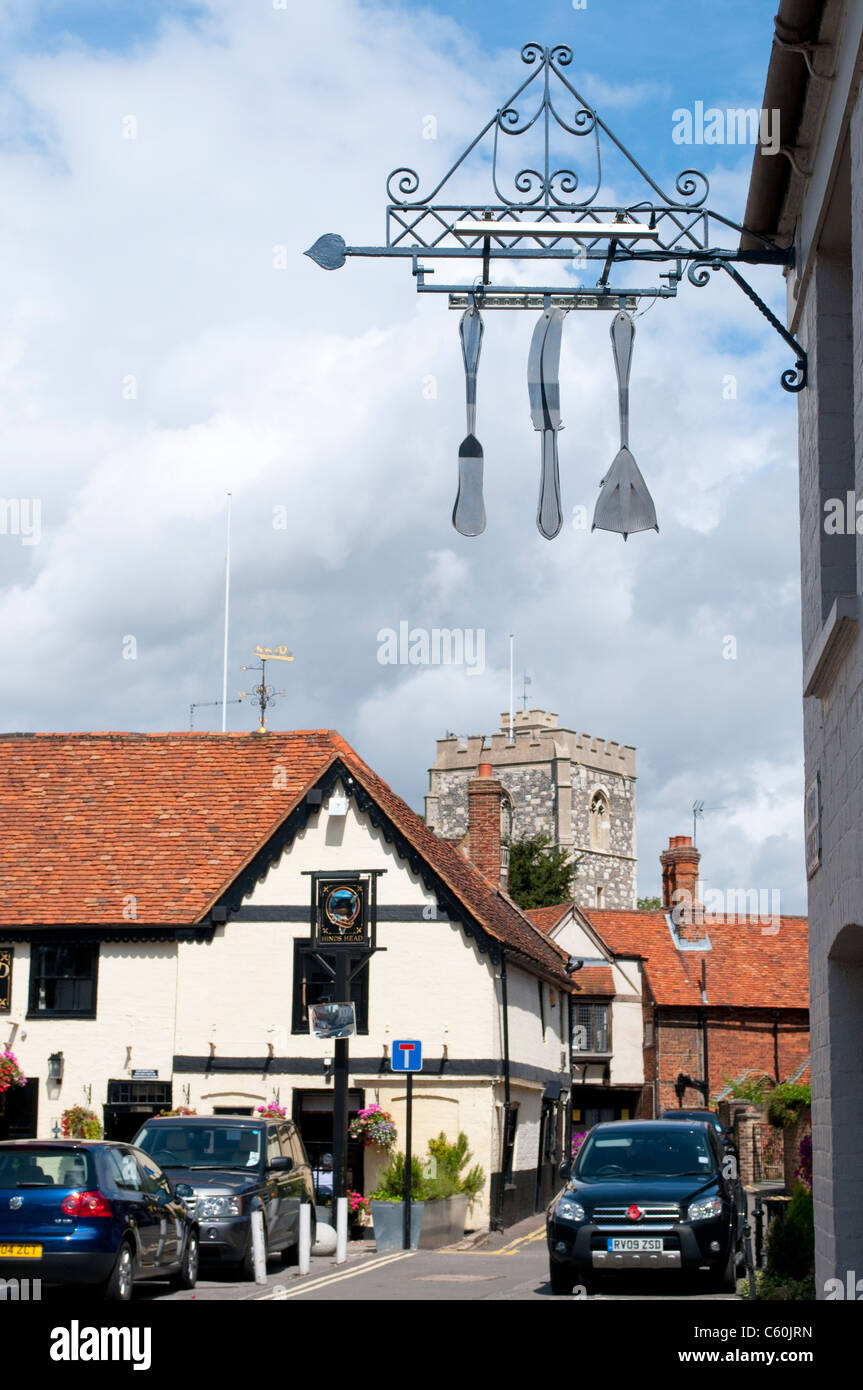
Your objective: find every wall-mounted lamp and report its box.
[48,1051,64,1082]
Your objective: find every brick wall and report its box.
[655,1008,810,1113]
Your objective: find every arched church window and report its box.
[590,791,611,852]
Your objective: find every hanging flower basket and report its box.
[349,1104,397,1149]
[0,1049,26,1093]
[61,1106,101,1139]
[256,1103,287,1119]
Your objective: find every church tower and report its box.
[425,709,637,909]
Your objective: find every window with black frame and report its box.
[572,1001,609,1054]
[28,942,98,1017]
[292,940,369,1034]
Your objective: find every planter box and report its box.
[418,1195,470,1250]
[370,1195,470,1252]
[370,1200,424,1252]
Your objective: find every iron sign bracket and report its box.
[306,42,805,392]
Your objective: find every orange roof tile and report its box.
[582,908,809,1009]
[524,904,572,935]
[572,965,615,996]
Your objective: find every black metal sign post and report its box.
[305,868,386,1207]
[403,1072,413,1251]
[332,949,351,1205]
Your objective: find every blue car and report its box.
[0,1139,199,1300]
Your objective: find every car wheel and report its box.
[103,1241,135,1302]
[170,1230,199,1290]
[549,1261,577,1296]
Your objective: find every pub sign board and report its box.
[314,876,369,950]
[0,948,11,1013]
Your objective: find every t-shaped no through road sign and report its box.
[391,1039,423,1072]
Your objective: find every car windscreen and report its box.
[0,1147,95,1188]
[575,1128,716,1180]
[135,1124,263,1170]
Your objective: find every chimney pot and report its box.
[660,833,704,940]
[467,766,507,887]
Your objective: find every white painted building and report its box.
[0,731,575,1228]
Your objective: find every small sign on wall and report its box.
[805,773,821,879]
[0,948,11,1013]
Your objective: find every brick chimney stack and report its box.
[467,762,507,887]
[660,835,705,941]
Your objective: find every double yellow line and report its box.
[253,1250,416,1300]
[490,1224,547,1256]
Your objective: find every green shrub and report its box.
[369,1151,426,1201]
[766,1185,815,1283]
[427,1132,485,1202]
[369,1133,485,1204]
[766,1083,811,1129]
[743,1268,815,1301]
[719,1074,771,1105]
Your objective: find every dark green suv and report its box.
[133,1114,315,1279]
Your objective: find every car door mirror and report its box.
[174,1182,194,1200]
[269,1156,293,1173]
[558,1159,571,1180]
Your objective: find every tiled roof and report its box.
[0,732,568,979]
[572,965,615,996]
[582,908,809,1009]
[524,904,572,935]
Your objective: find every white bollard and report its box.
[335,1196,348,1265]
[299,1202,311,1275]
[251,1209,268,1284]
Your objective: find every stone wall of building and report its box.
[426,711,637,909]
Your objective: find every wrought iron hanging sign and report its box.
[306,42,805,540]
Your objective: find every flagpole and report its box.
[509,633,514,742]
[221,494,232,733]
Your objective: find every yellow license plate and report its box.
[0,1244,42,1258]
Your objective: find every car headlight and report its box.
[555,1196,586,1223]
[687,1196,723,1223]
[197,1194,242,1218]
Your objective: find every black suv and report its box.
[547,1119,747,1294]
[133,1115,315,1278]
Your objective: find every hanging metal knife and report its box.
[528,307,566,539]
[453,303,485,537]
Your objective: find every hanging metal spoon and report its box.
[528,307,566,539]
[592,309,659,540]
[453,303,485,537]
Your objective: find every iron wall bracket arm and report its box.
[687,257,807,392]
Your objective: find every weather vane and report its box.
[306,42,805,541]
[240,645,294,733]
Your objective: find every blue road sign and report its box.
[391,1039,422,1072]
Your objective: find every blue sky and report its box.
[0,0,806,909]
